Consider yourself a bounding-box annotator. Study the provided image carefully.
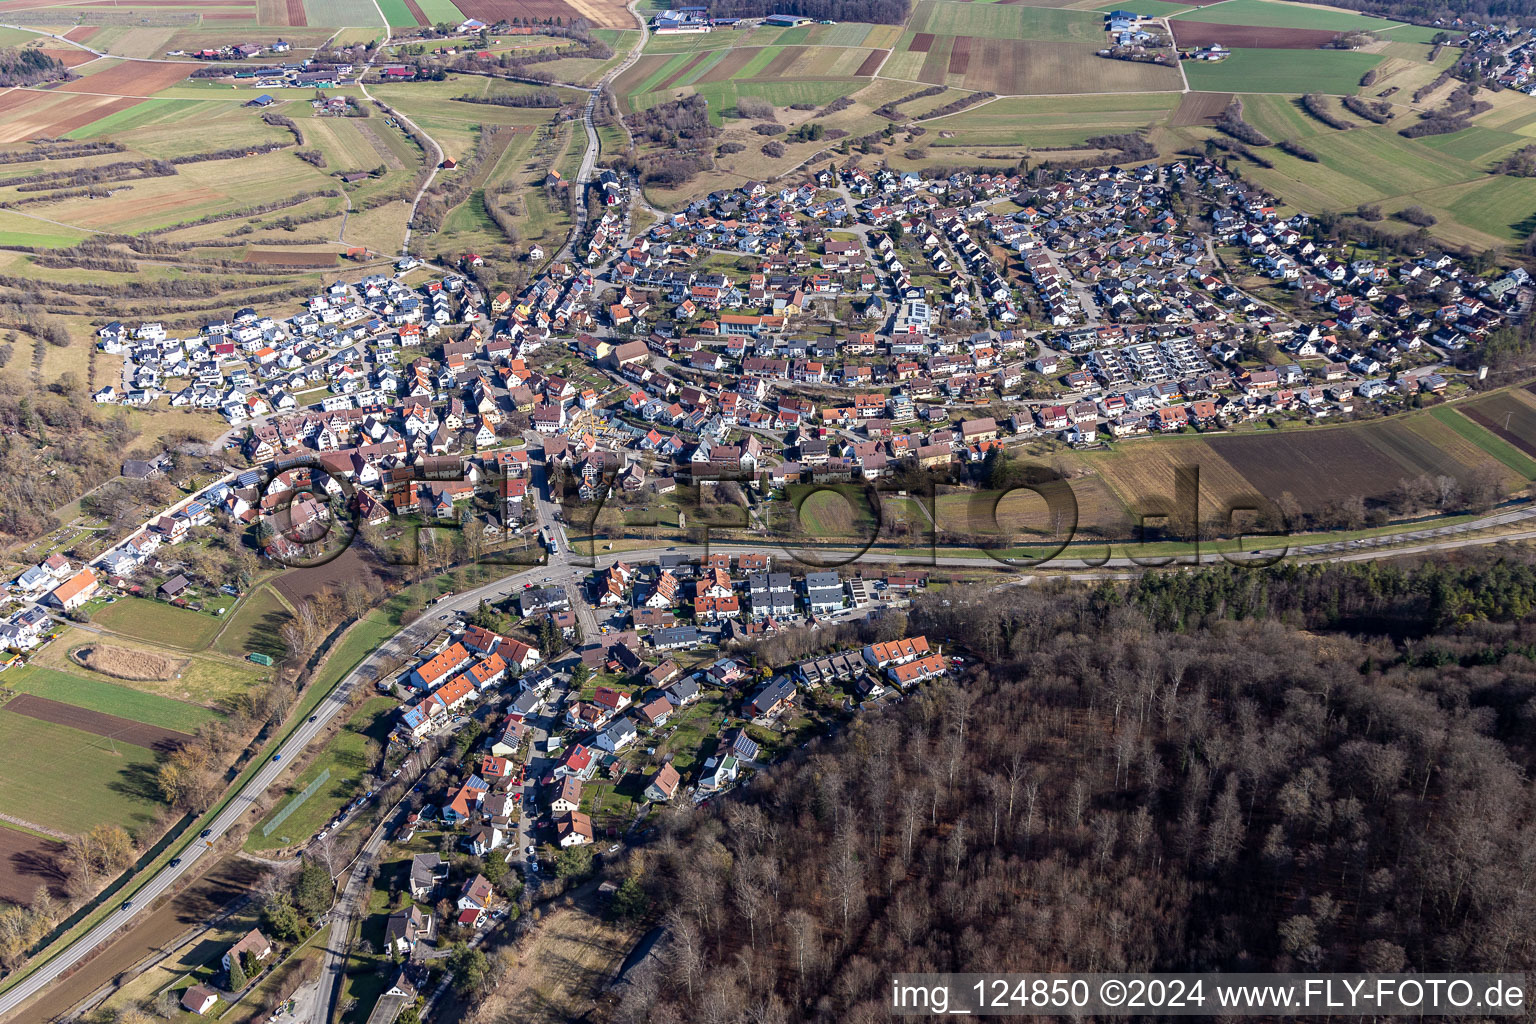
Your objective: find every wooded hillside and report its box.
[604,555,1536,1024]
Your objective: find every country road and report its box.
[0,560,565,1022]
[558,1,649,261]
[360,0,445,256]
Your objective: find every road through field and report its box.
[359,0,442,254]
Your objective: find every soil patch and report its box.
[1170,21,1342,49]
[57,60,190,96]
[656,50,707,91]
[910,32,934,52]
[758,45,803,79]
[3,694,194,751]
[1467,407,1536,459]
[0,827,67,905]
[949,34,972,75]
[272,543,387,606]
[695,46,755,84]
[244,248,339,267]
[1170,89,1232,126]
[286,0,308,25]
[854,49,886,76]
[40,97,138,137]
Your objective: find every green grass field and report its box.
[2,666,219,734]
[0,710,164,835]
[377,0,420,24]
[211,584,291,660]
[246,696,396,850]
[92,597,224,652]
[1182,48,1384,94]
[928,92,1179,146]
[414,0,463,21]
[1171,0,1399,31]
[302,0,382,26]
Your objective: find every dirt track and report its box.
[2,695,193,751]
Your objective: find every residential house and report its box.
[645,763,681,802]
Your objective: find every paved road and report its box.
[0,561,559,1022]
[310,790,420,1024]
[6,494,1530,1020]
[558,2,649,261]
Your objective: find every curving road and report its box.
[359,0,445,255]
[0,561,560,1023]
[558,2,650,260]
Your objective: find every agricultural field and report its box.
[0,706,165,836]
[28,627,273,708]
[1458,389,1536,463]
[1170,0,1407,31]
[927,92,1180,147]
[2,665,219,734]
[1182,47,1384,94]
[1074,408,1523,519]
[0,824,66,905]
[907,1,1107,42]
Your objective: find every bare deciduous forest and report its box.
[603,555,1536,1024]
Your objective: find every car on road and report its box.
[309,715,318,722]
[200,828,213,838]
[391,768,402,778]
[542,576,551,582]
[120,901,132,911]
[272,754,282,762]
[169,857,181,867]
